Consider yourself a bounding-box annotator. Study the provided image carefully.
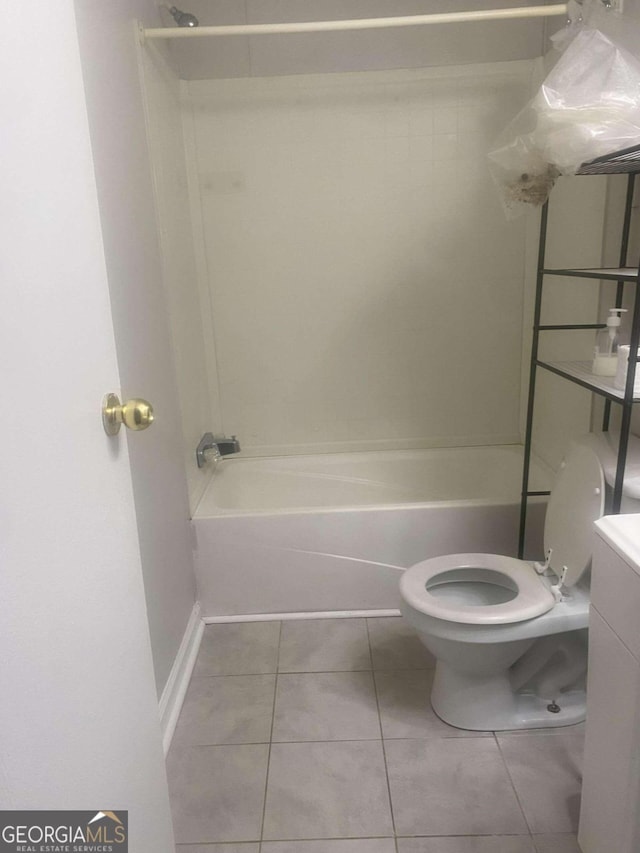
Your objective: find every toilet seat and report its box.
[401,440,605,630]
[400,553,556,626]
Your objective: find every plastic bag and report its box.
[488,27,640,219]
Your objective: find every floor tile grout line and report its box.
[189,672,279,680]
[191,666,436,678]
[366,619,399,853]
[495,731,536,838]
[261,833,400,841]
[255,832,556,847]
[258,620,283,846]
[173,838,580,853]
[177,830,565,846]
[176,734,512,750]
[394,831,545,838]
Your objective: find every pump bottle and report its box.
[592,308,627,376]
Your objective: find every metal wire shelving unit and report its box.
[518,144,640,559]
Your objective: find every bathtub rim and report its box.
[192,445,553,519]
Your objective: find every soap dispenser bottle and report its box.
[592,308,627,376]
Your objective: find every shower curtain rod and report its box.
[141,4,568,40]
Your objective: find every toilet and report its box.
[400,439,606,732]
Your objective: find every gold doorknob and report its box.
[102,392,154,436]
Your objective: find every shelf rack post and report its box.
[518,148,640,555]
[518,202,549,559]
[603,173,636,432]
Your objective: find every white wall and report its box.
[73,0,197,695]
[139,42,219,512]
[0,3,174,848]
[185,61,535,455]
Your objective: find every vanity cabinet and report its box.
[578,516,640,853]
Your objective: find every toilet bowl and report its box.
[400,439,605,731]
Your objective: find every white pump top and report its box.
[543,442,605,588]
[606,308,627,339]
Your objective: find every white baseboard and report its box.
[159,602,204,755]
[202,609,402,624]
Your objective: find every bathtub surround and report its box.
[184,62,534,456]
[137,43,609,497]
[139,40,219,512]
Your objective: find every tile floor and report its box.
[167,617,584,852]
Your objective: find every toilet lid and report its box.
[400,553,556,625]
[543,442,605,587]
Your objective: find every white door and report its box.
[0,3,175,850]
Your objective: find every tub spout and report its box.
[196,432,240,468]
[215,435,241,456]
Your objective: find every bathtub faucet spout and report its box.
[196,432,241,468]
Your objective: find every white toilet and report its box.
[400,440,606,732]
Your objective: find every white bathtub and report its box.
[192,446,551,619]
